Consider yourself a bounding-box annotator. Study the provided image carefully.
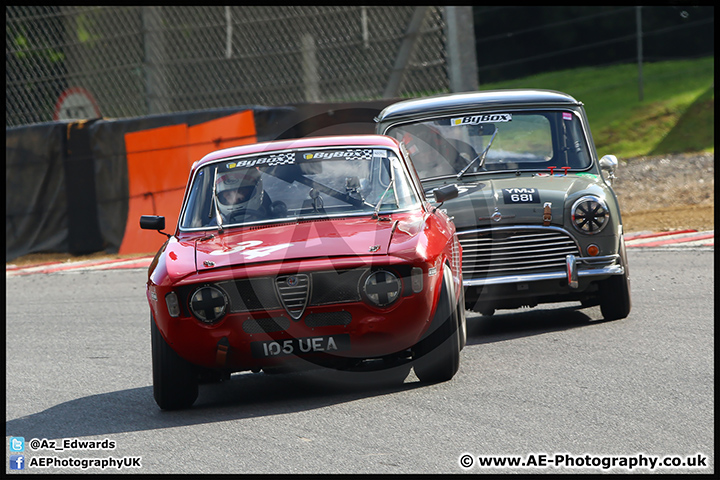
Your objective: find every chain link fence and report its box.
[6,6,450,128]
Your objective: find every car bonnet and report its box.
[424,173,607,230]
[194,216,396,270]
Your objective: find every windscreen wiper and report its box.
[457,127,499,180]
[372,170,396,219]
[211,166,224,233]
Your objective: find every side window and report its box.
[181,168,212,228]
[563,116,592,168]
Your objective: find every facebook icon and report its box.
[10,455,25,470]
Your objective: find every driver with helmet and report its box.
[397,123,478,178]
[214,167,272,223]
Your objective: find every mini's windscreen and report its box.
[386,110,592,180]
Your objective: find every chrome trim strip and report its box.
[463,264,624,287]
[458,224,577,238]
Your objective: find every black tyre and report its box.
[413,266,461,383]
[151,316,199,410]
[599,237,632,320]
[458,285,467,350]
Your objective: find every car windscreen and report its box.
[180,147,420,230]
[386,110,593,180]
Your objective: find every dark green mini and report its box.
[376,89,631,320]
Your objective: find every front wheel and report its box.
[599,237,632,320]
[413,266,461,383]
[151,316,199,410]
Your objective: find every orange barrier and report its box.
[119,111,257,255]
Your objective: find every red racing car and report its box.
[141,135,465,409]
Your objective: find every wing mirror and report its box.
[431,184,459,213]
[140,215,171,238]
[599,155,618,186]
[433,184,459,203]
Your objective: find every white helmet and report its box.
[215,169,263,219]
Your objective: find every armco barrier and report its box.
[6,122,72,262]
[65,119,104,255]
[288,99,400,138]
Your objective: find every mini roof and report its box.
[376,89,582,125]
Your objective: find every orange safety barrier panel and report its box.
[119,111,257,255]
[188,109,256,162]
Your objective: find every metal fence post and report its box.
[383,6,429,98]
[444,6,478,93]
[142,7,168,115]
[636,6,644,102]
[302,33,320,102]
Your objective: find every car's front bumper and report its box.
[155,299,433,371]
[457,225,624,309]
[464,253,623,289]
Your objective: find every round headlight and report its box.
[189,285,228,324]
[362,270,401,307]
[571,195,609,235]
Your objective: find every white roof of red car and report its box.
[195,134,401,168]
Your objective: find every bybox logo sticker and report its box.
[10,455,25,470]
[10,437,25,452]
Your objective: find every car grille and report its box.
[275,274,311,319]
[218,278,281,312]
[458,227,580,279]
[309,269,365,305]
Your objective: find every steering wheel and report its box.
[230,209,266,222]
[270,201,288,218]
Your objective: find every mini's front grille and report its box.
[218,278,281,312]
[458,228,580,279]
[305,311,352,328]
[242,316,290,334]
